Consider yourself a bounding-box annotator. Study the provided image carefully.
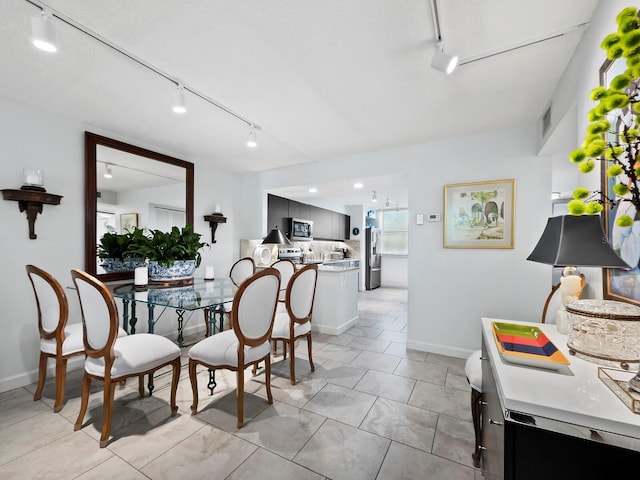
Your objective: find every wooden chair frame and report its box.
[26,264,83,413]
[189,268,280,428]
[71,269,180,447]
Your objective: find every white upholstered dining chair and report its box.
[26,264,84,413]
[188,268,280,428]
[71,269,181,448]
[270,263,318,385]
[269,259,296,354]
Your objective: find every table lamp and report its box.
[527,215,629,310]
[527,215,640,368]
[262,226,291,245]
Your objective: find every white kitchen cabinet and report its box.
[311,266,359,335]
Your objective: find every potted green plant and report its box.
[97,227,146,273]
[129,224,209,283]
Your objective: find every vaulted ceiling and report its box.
[1,0,600,205]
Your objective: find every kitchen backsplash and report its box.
[240,239,361,267]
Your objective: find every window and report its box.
[380,209,408,254]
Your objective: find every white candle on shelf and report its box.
[134,267,148,286]
[205,266,214,280]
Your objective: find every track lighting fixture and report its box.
[172,85,186,114]
[246,125,257,148]
[26,2,262,147]
[371,190,398,209]
[429,0,457,74]
[31,10,57,53]
[431,42,458,74]
[103,163,113,179]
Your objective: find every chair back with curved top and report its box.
[286,263,318,325]
[26,264,82,413]
[71,269,120,360]
[233,268,281,345]
[271,259,296,302]
[230,257,256,286]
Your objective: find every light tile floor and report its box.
[0,288,481,479]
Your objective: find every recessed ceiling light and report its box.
[353,182,363,189]
[309,187,317,193]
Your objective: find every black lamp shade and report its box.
[527,215,630,269]
[262,226,291,245]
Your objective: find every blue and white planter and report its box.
[100,257,146,273]
[148,260,197,283]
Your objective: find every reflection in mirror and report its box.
[85,132,194,282]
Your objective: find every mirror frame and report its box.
[85,131,194,282]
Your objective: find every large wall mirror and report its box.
[85,132,194,282]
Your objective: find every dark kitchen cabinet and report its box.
[309,206,330,239]
[288,200,310,220]
[267,194,350,241]
[331,212,350,240]
[267,195,289,236]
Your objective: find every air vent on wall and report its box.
[542,104,552,137]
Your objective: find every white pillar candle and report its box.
[134,266,148,286]
[205,266,215,280]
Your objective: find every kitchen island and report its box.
[311,264,359,335]
[480,317,640,479]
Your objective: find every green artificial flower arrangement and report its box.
[569,6,640,226]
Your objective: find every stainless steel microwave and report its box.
[287,218,313,241]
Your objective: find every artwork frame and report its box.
[120,213,138,233]
[600,58,640,306]
[444,179,515,249]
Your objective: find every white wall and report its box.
[381,256,408,288]
[0,95,243,393]
[541,0,632,298]
[243,125,552,359]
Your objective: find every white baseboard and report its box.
[312,315,359,336]
[406,339,473,360]
[0,324,206,394]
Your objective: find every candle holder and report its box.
[21,168,45,192]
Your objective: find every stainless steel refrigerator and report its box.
[365,227,381,290]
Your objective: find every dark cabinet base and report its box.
[505,421,640,480]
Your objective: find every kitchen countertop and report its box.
[318,264,360,272]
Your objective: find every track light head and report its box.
[172,85,187,114]
[385,198,390,208]
[31,11,57,53]
[247,125,257,148]
[103,163,113,179]
[372,191,377,202]
[431,42,458,74]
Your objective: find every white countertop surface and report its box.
[482,317,640,440]
[318,264,359,272]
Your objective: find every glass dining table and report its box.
[110,277,237,345]
[109,277,238,393]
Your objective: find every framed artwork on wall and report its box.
[600,58,640,306]
[120,213,138,233]
[444,179,515,249]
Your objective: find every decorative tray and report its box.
[492,322,570,370]
[598,367,640,414]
